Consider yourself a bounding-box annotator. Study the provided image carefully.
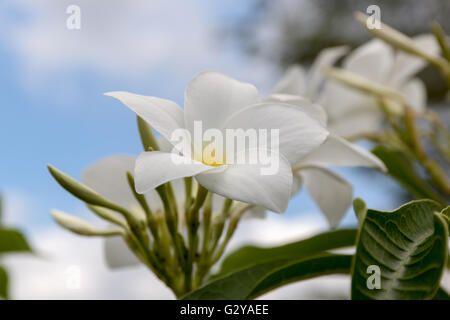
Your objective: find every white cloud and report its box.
[0,0,276,96]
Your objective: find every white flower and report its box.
[320,37,439,139]
[105,71,328,213]
[274,37,439,139]
[290,133,386,228]
[266,51,389,227]
[272,46,349,100]
[266,95,386,228]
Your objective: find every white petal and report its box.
[105,91,184,142]
[223,102,329,164]
[272,65,307,96]
[298,165,353,228]
[134,151,215,194]
[307,46,349,98]
[81,155,137,208]
[158,135,175,153]
[327,106,383,139]
[320,78,374,119]
[399,78,426,113]
[343,39,394,82]
[195,149,292,213]
[299,133,386,171]
[104,236,140,269]
[184,71,260,134]
[265,94,327,126]
[389,34,440,87]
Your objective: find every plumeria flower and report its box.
[272,46,349,100]
[264,51,388,227]
[105,71,329,213]
[273,38,439,139]
[320,37,439,139]
[290,133,386,228]
[263,96,386,228]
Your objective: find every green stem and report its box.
[184,185,209,292]
[156,185,186,269]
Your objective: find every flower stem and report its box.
[156,184,186,269]
[184,184,208,292]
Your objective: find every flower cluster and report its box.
[48,12,450,299]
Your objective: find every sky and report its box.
[0,0,422,299]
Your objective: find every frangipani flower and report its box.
[290,133,386,228]
[320,37,439,139]
[274,37,439,139]
[272,46,349,100]
[267,54,388,227]
[266,94,386,228]
[105,71,329,213]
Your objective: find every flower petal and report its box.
[104,91,185,142]
[399,78,426,113]
[299,133,386,171]
[307,46,349,97]
[104,236,140,269]
[272,65,307,96]
[343,39,394,82]
[327,106,383,139]
[389,34,440,87]
[265,94,327,126]
[223,102,329,164]
[81,155,137,208]
[184,71,260,134]
[134,151,215,194]
[195,149,292,213]
[298,165,352,228]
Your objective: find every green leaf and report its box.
[433,287,450,300]
[0,265,8,299]
[372,145,444,204]
[353,198,368,224]
[183,254,352,300]
[0,229,32,254]
[214,229,357,279]
[441,206,450,232]
[351,199,448,300]
[0,194,3,226]
[247,254,352,299]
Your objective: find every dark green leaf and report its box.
[214,229,357,279]
[353,198,367,224]
[372,145,444,204]
[351,199,448,300]
[0,229,32,254]
[433,287,450,300]
[247,254,352,299]
[0,266,8,299]
[183,254,351,300]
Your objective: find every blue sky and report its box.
[0,0,406,231]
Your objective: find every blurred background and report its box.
[0,0,448,299]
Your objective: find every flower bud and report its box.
[51,210,123,237]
